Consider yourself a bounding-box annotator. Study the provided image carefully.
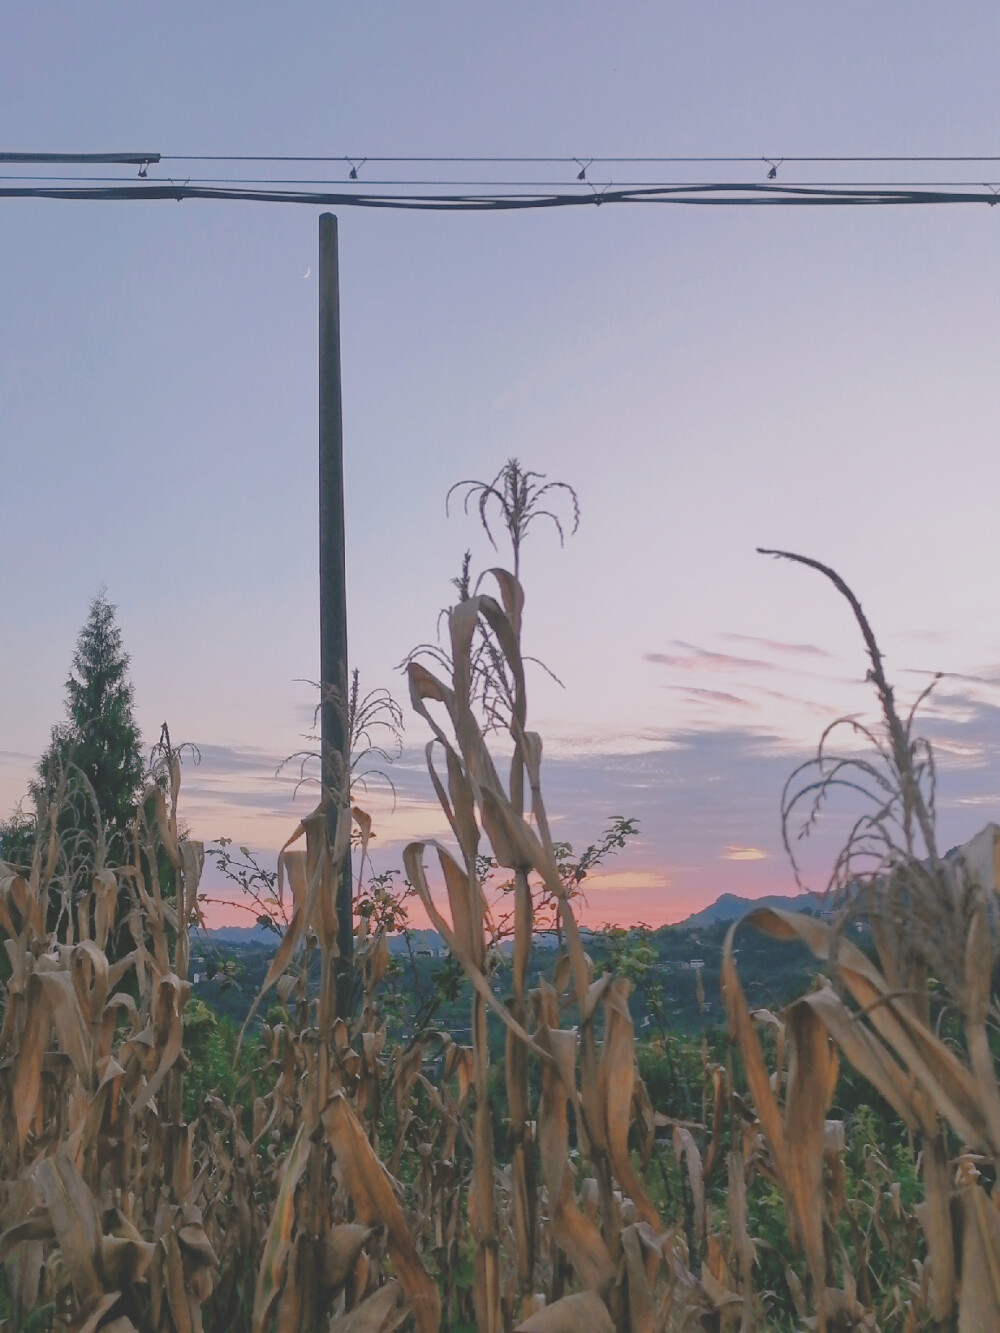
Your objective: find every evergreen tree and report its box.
[34,591,144,864]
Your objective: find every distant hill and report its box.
[204,925,445,955]
[198,896,828,1036]
[677,890,822,929]
[208,897,823,947]
[386,929,443,956]
[205,924,279,945]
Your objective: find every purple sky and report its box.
[3,4,1000,925]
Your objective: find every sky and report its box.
[4,3,1000,927]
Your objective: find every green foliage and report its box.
[182,1001,256,1121]
[0,807,35,869]
[207,837,285,935]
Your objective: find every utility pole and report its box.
[318,212,353,1012]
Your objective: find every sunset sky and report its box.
[4,4,1000,927]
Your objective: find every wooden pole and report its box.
[318,212,353,1012]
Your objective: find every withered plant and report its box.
[13,507,996,1332]
[723,549,1000,1331]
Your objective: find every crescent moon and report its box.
[302,267,311,278]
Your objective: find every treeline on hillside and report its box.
[191,916,820,1041]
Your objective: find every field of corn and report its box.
[4,483,1000,1331]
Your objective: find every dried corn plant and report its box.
[723,549,1000,1331]
[10,507,970,1332]
[0,735,218,1333]
[0,566,758,1333]
[0,719,444,1333]
[400,563,765,1333]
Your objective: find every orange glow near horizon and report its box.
[198,861,792,934]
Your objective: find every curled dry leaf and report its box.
[514,1290,616,1333]
[330,1279,406,1333]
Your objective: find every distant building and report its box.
[689,959,705,970]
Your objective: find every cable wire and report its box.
[157,153,1000,164]
[4,150,1000,210]
[1,180,998,210]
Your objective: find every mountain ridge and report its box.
[673,889,822,929]
[205,891,823,945]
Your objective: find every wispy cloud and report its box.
[186,742,288,778]
[663,686,756,708]
[743,685,834,715]
[646,642,777,673]
[723,633,833,659]
[724,846,767,861]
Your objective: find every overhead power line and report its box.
[3,174,998,188]
[1,181,999,210]
[157,153,1000,164]
[3,150,1000,210]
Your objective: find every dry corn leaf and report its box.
[238,842,316,1045]
[330,1280,405,1333]
[740,907,991,1149]
[322,1223,372,1291]
[35,969,92,1085]
[13,973,52,1148]
[599,978,662,1231]
[672,1128,705,1245]
[74,1290,125,1333]
[701,1066,725,1183]
[798,984,931,1135]
[130,974,188,1117]
[402,841,547,1060]
[352,805,373,889]
[785,999,838,1303]
[514,1290,615,1332]
[956,1185,1000,1331]
[726,1150,756,1288]
[252,1121,311,1333]
[535,1018,613,1292]
[34,1150,103,1306]
[621,1223,656,1333]
[918,1131,956,1323]
[322,1092,440,1333]
[163,1226,194,1333]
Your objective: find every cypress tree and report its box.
[34,591,144,864]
